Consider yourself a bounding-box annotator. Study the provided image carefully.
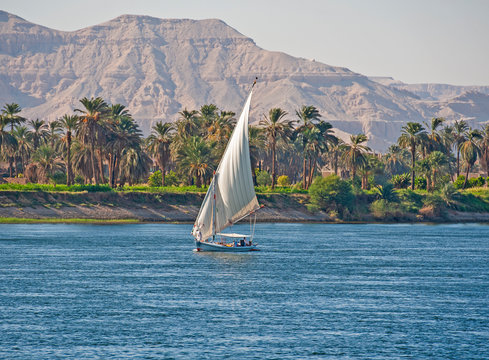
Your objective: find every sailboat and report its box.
[192,80,262,252]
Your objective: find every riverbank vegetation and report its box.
[2,98,489,221]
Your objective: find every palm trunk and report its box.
[9,157,14,177]
[463,164,470,189]
[251,161,257,186]
[308,157,316,188]
[160,162,166,187]
[66,133,72,185]
[271,141,276,189]
[114,156,120,187]
[456,148,460,178]
[362,174,367,190]
[334,152,338,176]
[108,153,114,187]
[97,149,104,184]
[90,143,98,185]
[486,159,489,188]
[411,146,416,190]
[302,152,307,189]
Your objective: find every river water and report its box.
[1,223,488,359]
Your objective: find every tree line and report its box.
[1,98,489,191]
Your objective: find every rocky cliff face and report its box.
[1,10,489,151]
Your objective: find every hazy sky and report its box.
[3,0,489,86]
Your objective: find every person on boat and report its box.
[196,229,202,242]
[240,238,245,246]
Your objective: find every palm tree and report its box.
[304,121,337,187]
[248,125,266,186]
[342,134,371,181]
[71,142,93,184]
[13,126,32,174]
[424,117,445,153]
[31,145,63,183]
[2,103,25,176]
[104,105,142,187]
[1,103,25,133]
[479,124,489,182]
[326,139,345,177]
[177,136,216,187]
[109,104,131,121]
[375,183,398,202]
[177,108,200,137]
[398,122,426,190]
[75,97,109,184]
[453,120,469,178]
[259,108,293,188]
[47,119,62,148]
[28,119,48,151]
[428,151,448,190]
[440,125,455,155]
[206,110,236,150]
[359,154,383,190]
[199,104,219,131]
[119,147,152,186]
[146,122,174,186]
[295,105,321,188]
[0,115,18,176]
[59,115,79,185]
[460,128,482,188]
[384,145,409,176]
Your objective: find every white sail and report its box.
[193,91,260,241]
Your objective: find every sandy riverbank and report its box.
[0,191,328,223]
[2,191,489,224]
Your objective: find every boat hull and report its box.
[195,241,259,252]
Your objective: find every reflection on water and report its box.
[1,223,489,359]
[194,250,257,264]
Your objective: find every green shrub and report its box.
[74,175,84,185]
[397,189,424,213]
[469,176,485,188]
[148,170,163,187]
[50,172,67,185]
[391,173,410,189]
[439,183,457,207]
[291,182,303,192]
[277,175,290,186]
[415,176,426,190]
[370,199,404,220]
[454,175,465,189]
[254,185,307,194]
[308,175,354,217]
[374,183,398,202]
[256,170,272,186]
[165,171,179,186]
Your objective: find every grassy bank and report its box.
[2,181,489,223]
[0,183,307,194]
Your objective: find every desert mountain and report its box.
[1,10,489,151]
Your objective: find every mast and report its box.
[212,173,217,241]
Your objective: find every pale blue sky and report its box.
[3,0,489,86]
